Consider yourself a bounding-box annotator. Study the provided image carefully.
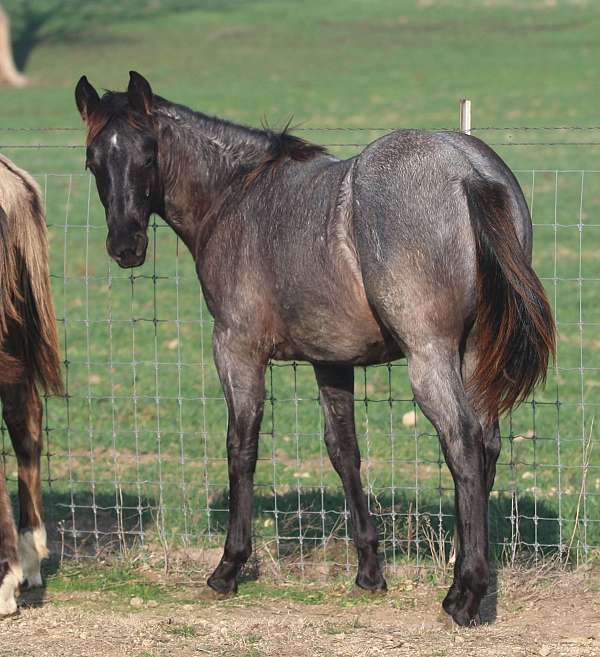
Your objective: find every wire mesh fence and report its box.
[1,124,600,577]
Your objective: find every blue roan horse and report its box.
[75,71,555,626]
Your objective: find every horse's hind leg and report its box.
[460,342,501,493]
[444,346,501,616]
[406,343,488,626]
[314,363,386,592]
[1,382,48,589]
[0,464,20,616]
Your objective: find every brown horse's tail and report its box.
[0,155,63,395]
[464,174,555,424]
[0,207,24,384]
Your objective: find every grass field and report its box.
[1,0,600,568]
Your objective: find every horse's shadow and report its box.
[480,566,499,624]
[12,487,559,622]
[11,487,153,610]
[18,559,60,610]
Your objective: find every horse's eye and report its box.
[143,156,155,167]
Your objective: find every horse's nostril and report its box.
[134,233,147,257]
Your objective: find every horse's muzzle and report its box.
[107,231,148,268]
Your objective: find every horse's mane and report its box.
[85,93,328,182]
[243,120,327,188]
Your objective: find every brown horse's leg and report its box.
[207,327,267,594]
[1,382,48,589]
[313,363,386,592]
[407,344,488,627]
[0,462,20,616]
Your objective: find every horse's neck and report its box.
[156,117,258,249]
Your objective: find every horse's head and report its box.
[75,71,160,268]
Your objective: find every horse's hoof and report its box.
[206,574,238,596]
[20,577,44,591]
[0,566,21,618]
[353,574,388,595]
[446,603,481,628]
[442,584,462,615]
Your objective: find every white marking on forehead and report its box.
[110,133,119,148]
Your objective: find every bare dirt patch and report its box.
[1,567,600,657]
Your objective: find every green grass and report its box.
[165,624,197,638]
[234,579,389,607]
[0,0,599,564]
[44,561,166,601]
[36,558,408,611]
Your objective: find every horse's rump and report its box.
[350,130,555,420]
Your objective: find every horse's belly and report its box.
[272,309,403,365]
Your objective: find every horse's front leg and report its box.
[313,363,386,591]
[1,382,48,589]
[207,327,267,594]
[0,463,20,616]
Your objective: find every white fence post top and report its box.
[460,98,472,135]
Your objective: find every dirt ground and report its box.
[0,568,599,657]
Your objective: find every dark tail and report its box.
[0,157,63,395]
[464,175,555,423]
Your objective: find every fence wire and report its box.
[1,125,599,577]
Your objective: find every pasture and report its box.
[1,0,600,652]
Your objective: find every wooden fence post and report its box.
[459,98,471,134]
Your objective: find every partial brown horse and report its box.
[0,154,62,616]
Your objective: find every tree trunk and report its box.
[0,4,27,87]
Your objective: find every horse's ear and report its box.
[75,75,100,122]
[127,71,153,115]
